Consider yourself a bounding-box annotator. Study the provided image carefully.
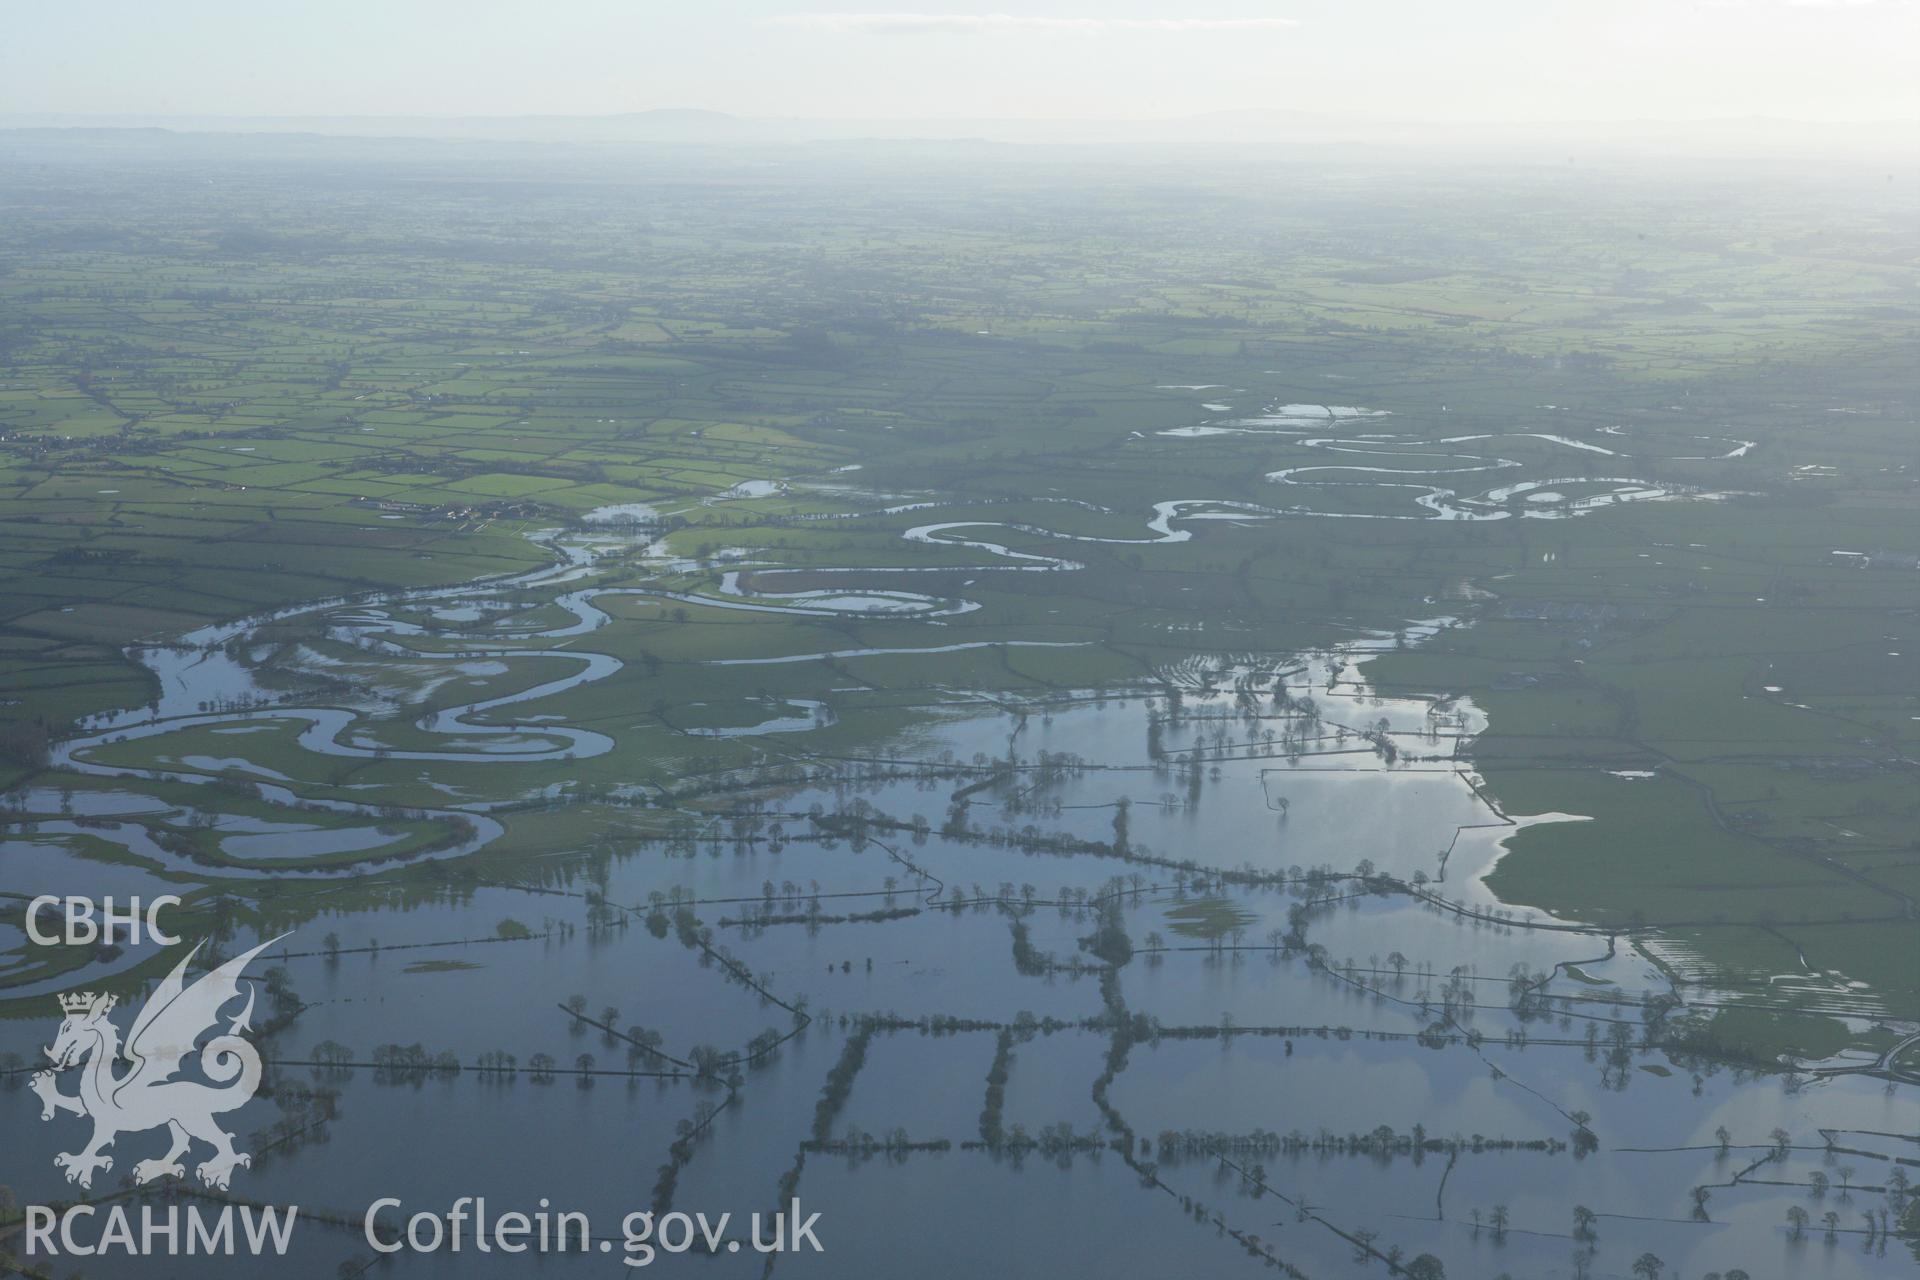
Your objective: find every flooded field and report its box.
[2,141,1915,1280]
[5,479,1912,1278]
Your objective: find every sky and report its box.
[4,0,1918,124]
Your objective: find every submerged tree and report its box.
[1404,1255,1446,1280]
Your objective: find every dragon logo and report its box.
[29,935,284,1190]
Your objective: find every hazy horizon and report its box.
[4,13,1919,1280]
[5,0,1919,127]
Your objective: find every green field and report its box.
[2,132,1916,1040]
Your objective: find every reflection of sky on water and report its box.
[5,485,1910,1279]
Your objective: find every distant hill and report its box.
[3,108,1914,159]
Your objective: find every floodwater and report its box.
[2,437,1908,1280]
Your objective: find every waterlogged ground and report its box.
[2,414,1914,1280]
